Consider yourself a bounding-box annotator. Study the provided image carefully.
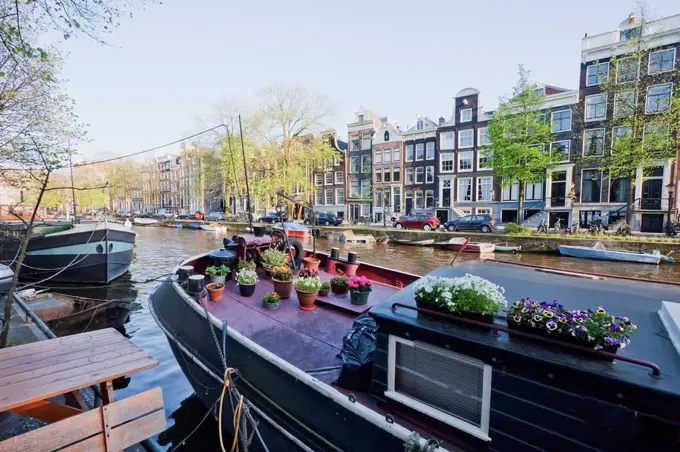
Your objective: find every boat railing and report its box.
[390,302,662,378]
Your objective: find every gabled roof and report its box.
[404,116,437,134]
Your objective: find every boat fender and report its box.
[288,239,303,268]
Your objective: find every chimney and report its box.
[438,117,445,126]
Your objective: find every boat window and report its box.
[386,336,491,441]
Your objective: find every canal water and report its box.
[47,227,680,450]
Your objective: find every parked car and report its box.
[394,214,440,231]
[305,213,343,226]
[176,211,189,219]
[258,212,287,223]
[206,211,225,221]
[443,214,496,233]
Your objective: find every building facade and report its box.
[346,107,381,221]
[312,131,347,219]
[372,117,403,223]
[402,116,438,216]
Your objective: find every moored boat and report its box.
[274,221,310,238]
[394,238,434,246]
[438,237,495,253]
[133,218,158,226]
[558,244,661,264]
[494,244,521,252]
[185,222,202,230]
[199,223,227,232]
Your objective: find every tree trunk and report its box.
[625,169,635,227]
[517,182,525,223]
[0,172,50,348]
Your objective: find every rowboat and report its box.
[438,238,495,253]
[393,238,434,246]
[495,245,521,252]
[133,218,158,226]
[199,223,227,232]
[274,222,310,238]
[558,244,661,264]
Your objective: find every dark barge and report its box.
[150,244,680,451]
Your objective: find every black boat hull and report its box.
[150,279,425,452]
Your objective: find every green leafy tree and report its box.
[487,65,559,222]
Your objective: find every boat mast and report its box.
[69,141,77,224]
[238,115,253,231]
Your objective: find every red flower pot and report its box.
[296,289,318,311]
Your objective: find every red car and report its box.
[394,214,440,231]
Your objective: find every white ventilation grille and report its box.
[386,336,491,441]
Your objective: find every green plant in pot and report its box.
[318,281,331,297]
[262,291,281,311]
[205,264,231,284]
[294,270,322,311]
[448,273,507,323]
[271,265,293,299]
[330,275,349,295]
[262,249,288,276]
[236,269,258,297]
[237,259,256,272]
[347,276,372,305]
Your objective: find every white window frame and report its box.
[458,129,474,149]
[325,189,334,205]
[335,188,345,205]
[405,168,414,185]
[584,94,607,122]
[580,169,603,204]
[582,128,605,157]
[460,108,472,123]
[616,57,638,84]
[350,137,360,152]
[440,153,454,173]
[361,154,372,173]
[550,109,572,132]
[361,134,372,150]
[648,48,676,75]
[374,168,382,183]
[405,145,414,162]
[374,149,383,164]
[426,142,435,160]
[324,172,334,185]
[334,171,343,184]
[425,190,434,208]
[383,168,392,183]
[415,167,424,184]
[476,208,492,215]
[383,149,392,163]
[349,157,359,174]
[315,187,324,205]
[393,149,401,162]
[477,150,492,170]
[415,143,425,161]
[333,155,341,166]
[477,127,491,146]
[392,167,401,182]
[440,131,455,150]
[612,126,632,153]
[425,166,434,184]
[613,90,635,118]
[477,177,493,202]
[586,62,610,87]
[314,174,323,186]
[458,151,473,172]
[645,82,673,114]
[458,177,473,202]
[550,140,570,163]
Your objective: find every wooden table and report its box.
[0,328,158,423]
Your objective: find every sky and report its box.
[56,0,680,161]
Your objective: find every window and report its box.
[440,132,455,150]
[325,172,333,185]
[384,149,391,163]
[619,27,640,42]
[335,171,343,184]
[646,83,672,113]
[425,190,434,208]
[649,48,676,74]
[458,178,472,201]
[610,176,630,203]
[393,149,400,162]
[375,150,383,164]
[643,123,670,152]
[361,134,371,150]
[361,155,372,173]
[336,188,345,205]
[458,130,473,148]
[375,189,383,208]
[334,154,342,166]
[325,189,334,205]
[375,169,382,183]
[441,179,452,207]
[525,182,543,201]
[617,58,638,83]
[351,137,359,152]
[384,131,390,141]
[477,177,492,202]
[551,110,572,132]
[426,142,435,160]
[441,153,454,173]
[405,168,414,185]
[357,114,365,121]
[583,128,605,156]
[581,170,601,203]
[614,91,635,117]
[393,167,400,182]
[460,108,472,122]
[458,151,473,171]
[416,143,425,161]
[477,208,492,215]
[405,145,414,162]
[585,94,607,121]
[393,187,401,212]
[586,62,609,86]
[314,174,323,186]
[426,166,434,184]
[413,190,422,208]
[360,179,371,198]
[416,120,424,130]
[384,168,391,183]
[550,141,570,162]
[415,167,424,184]
[350,180,360,197]
[315,187,323,205]
[502,180,519,201]
[350,157,359,173]
[612,126,632,152]
[478,127,491,146]
[478,150,491,170]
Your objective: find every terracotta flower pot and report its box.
[238,283,256,297]
[272,278,293,299]
[331,282,348,295]
[296,289,318,311]
[302,257,320,272]
[350,290,370,305]
[318,288,330,297]
[206,282,225,302]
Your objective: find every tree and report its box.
[577,10,680,227]
[487,65,559,222]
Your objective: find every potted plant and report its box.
[206,282,225,301]
[413,275,455,314]
[330,275,349,295]
[205,264,231,284]
[271,265,293,299]
[294,273,322,311]
[318,281,331,297]
[262,291,280,310]
[237,259,256,272]
[302,255,321,272]
[448,273,507,323]
[262,249,288,276]
[236,269,258,297]
[347,276,372,305]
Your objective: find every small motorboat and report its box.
[495,244,521,252]
[133,218,158,226]
[199,223,227,232]
[185,222,202,230]
[340,230,376,243]
[558,243,661,264]
[438,237,495,253]
[274,222,310,238]
[393,239,435,246]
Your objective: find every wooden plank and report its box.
[108,409,167,452]
[100,380,114,405]
[0,328,118,362]
[60,433,106,452]
[0,331,128,372]
[0,344,141,386]
[9,399,82,423]
[0,406,102,452]
[102,403,113,451]
[0,351,158,412]
[105,387,163,426]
